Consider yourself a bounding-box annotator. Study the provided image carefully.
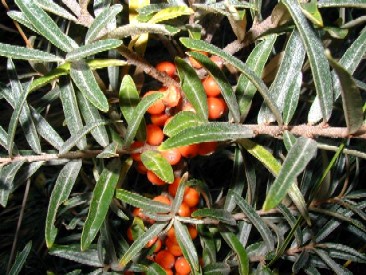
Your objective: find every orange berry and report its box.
[145,91,166,115]
[130,141,144,162]
[178,144,199,158]
[161,148,182,165]
[155,250,175,269]
[198,141,218,156]
[156,61,176,77]
[210,55,223,68]
[162,86,181,108]
[183,187,200,207]
[146,124,164,146]
[166,226,176,240]
[132,208,146,220]
[188,224,198,240]
[127,227,134,242]
[207,97,227,119]
[175,256,191,275]
[202,76,221,96]
[188,51,208,69]
[168,177,181,197]
[147,170,166,185]
[145,236,158,248]
[164,269,173,275]
[150,113,171,127]
[153,238,162,253]
[178,202,191,217]
[166,237,183,256]
[153,195,171,205]
[136,162,148,174]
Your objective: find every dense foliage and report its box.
[0,0,366,274]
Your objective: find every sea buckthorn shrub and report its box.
[0,1,366,274]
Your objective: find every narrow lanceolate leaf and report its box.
[0,126,8,150]
[192,208,236,226]
[318,0,366,8]
[70,61,109,112]
[163,111,203,137]
[258,31,305,124]
[119,223,167,267]
[49,244,103,267]
[312,249,351,275]
[85,4,123,44]
[0,42,63,62]
[230,191,274,251]
[326,51,363,134]
[203,263,231,275]
[59,121,108,154]
[119,75,146,141]
[81,159,121,251]
[174,219,200,273]
[180,37,283,125]
[146,262,166,275]
[115,189,171,213]
[221,232,249,275]
[7,11,38,33]
[188,52,240,123]
[7,59,41,154]
[141,150,174,183]
[283,73,302,125]
[107,23,178,39]
[148,6,193,23]
[66,39,122,61]
[160,122,253,150]
[45,161,82,248]
[8,241,32,275]
[34,0,77,21]
[15,0,78,52]
[235,35,277,121]
[282,0,333,122]
[278,204,303,246]
[123,92,164,147]
[76,91,109,147]
[175,57,208,121]
[0,161,25,207]
[60,78,86,149]
[263,137,317,210]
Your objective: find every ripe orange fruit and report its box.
[178,202,191,217]
[150,112,170,127]
[210,55,223,68]
[202,76,221,96]
[144,91,166,115]
[166,226,176,240]
[188,51,208,69]
[127,227,134,242]
[164,269,173,275]
[155,250,175,269]
[153,238,162,253]
[130,141,144,162]
[153,195,171,205]
[136,162,148,174]
[178,144,199,158]
[156,61,176,77]
[207,97,227,119]
[175,256,191,275]
[145,236,158,248]
[146,124,164,146]
[161,148,182,165]
[168,177,181,197]
[183,187,200,207]
[147,170,166,185]
[198,141,218,156]
[166,237,183,256]
[187,224,198,240]
[162,86,181,108]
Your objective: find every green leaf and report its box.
[283,73,302,125]
[203,263,231,275]
[70,60,109,112]
[119,75,146,141]
[282,0,333,122]
[49,244,103,267]
[235,35,277,121]
[115,189,171,213]
[221,232,249,275]
[313,249,351,275]
[146,262,167,275]
[325,50,363,134]
[34,0,77,21]
[301,0,323,27]
[15,0,78,52]
[188,52,241,123]
[141,150,174,183]
[85,4,123,44]
[163,111,203,137]
[192,208,236,226]
[81,158,121,251]
[119,223,167,267]
[0,161,25,207]
[0,126,8,150]
[263,137,317,210]
[258,30,305,124]
[175,57,208,121]
[160,122,253,150]
[8,241,32,275]
[7,11,39,33]
[59,120,108,154]
[107,23,178,39]
[174,219,200,273]
[180,37,283,125]
[278,204,303,247]
[230,190,275,251]
[46,160,82,248]
[59,78,87,150]
[318,0,366,8]
[148,6,193,23]
[123,92,164,147]
[76,91,109,147]
[66,39,122,61]
[0,42,63,62]
[323,243,366,263]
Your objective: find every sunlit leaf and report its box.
[148,6,193,23]
[318,0,366,8]
[66,39,122,61]
[192,208,236,226]
[34,0,77,21]
[107,23,178,39]
[141,150,174,183]
[163,111,204,137]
